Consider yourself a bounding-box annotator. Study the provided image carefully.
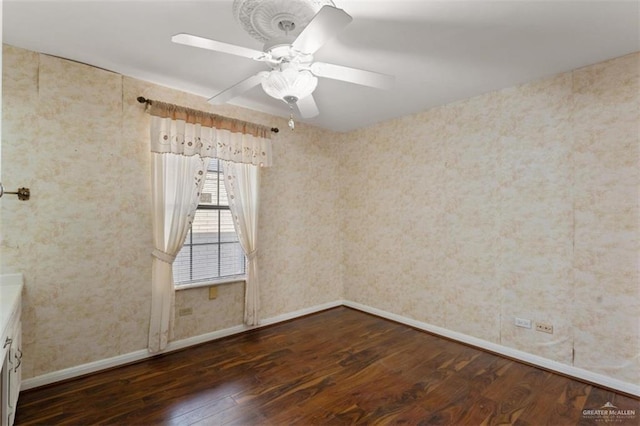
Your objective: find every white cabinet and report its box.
[0,275,23,426]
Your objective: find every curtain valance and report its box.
[145,100,272,167]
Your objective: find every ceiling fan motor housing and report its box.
[233,0,335,43]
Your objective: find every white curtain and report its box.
[149,151,208,353]
[223,161,261,326]
[147,104,271,353]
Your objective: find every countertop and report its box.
[0,274,23,346]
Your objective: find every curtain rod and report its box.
[136,97,279,133]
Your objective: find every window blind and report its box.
[173,159,246,285]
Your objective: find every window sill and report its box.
[175,275,246,291]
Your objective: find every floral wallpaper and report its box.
[339,52,639,385]
[1,43,638,388]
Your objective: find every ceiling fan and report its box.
[171,0,394,119]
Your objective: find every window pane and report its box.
[220,241,245,276]
[199,160,229,206]
[219,210,243,275]
[172,162,246,286]
[191,244,219,281]
[219,209,236,238]
[191,209,219,237]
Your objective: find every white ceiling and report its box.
[4,0,639,132]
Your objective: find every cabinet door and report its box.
[7,321,21,426]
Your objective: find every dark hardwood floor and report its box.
[16,307,639,425]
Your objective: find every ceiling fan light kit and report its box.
[172,0,394,124]
[262,64,318,106]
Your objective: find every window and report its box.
[173,159,245,287]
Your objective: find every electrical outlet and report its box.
[178,307,193,316]
[535,322,553,334]
[515,317,532,328]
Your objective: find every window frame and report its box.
[173,159,246,290]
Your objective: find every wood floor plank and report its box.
[15,307,640,425]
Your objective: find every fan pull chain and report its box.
[288,112,295,131]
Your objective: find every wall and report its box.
[338,52,639,385]
[1,45,344,379]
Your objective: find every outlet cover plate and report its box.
[178,307,193,316]
[515,317,532,328]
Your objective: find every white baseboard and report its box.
[21,300,343,391]
[342,300,640,397]
[22,299,639,397]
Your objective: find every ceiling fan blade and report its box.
[172,33,264,60]
[296,94,320,118]
[291,6,353,54]
[310,62,395,90]
[208,72,268,105]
